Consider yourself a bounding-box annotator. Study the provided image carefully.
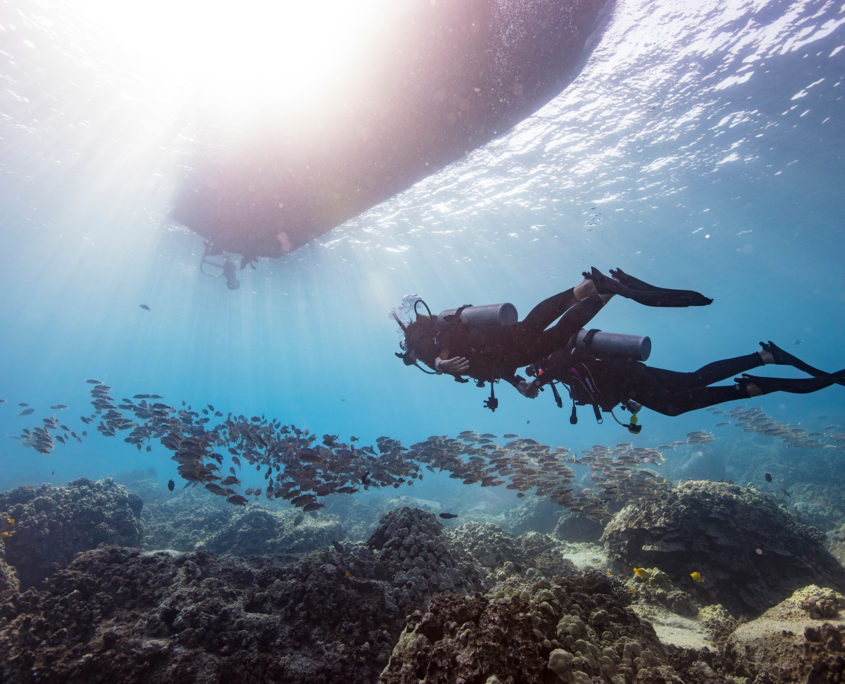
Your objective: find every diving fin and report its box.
[587,267,713,307]
[760,341,845,387]
[737,369,845,395]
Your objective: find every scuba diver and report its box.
[526,339,845,431]
[199,241,240,290]
[395,267,844,424]
[395,267,711,409]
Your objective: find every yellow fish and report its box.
[0,531,11,538]
[633,567,650,580]
[690,571,704,583]
[6,518,14,526]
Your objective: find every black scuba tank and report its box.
[437,303,518,328]
[573,329,651,361]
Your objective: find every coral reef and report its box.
[0,478,143,587]
[0,545,405,683]
[0,556,19,594]
[725,584,845,681]
[602,480,845,616]
[788,482,845,532]
[379,572,725,683]
[142,496,235,551]
[450,522,577,583]
[368,507,486,605]
[553,510,605,543]
[0,507,490,683]
[830,522,845,567]
[504,496,561,535]
[199,508,344,556]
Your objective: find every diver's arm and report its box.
[435,350,470,375]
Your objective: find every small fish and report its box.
[754,547,763,555]
[781,487,791,497]
[690,571,704,583]
[6,518,15,526]
[633,567,651,580]
[439,512,458,519]
[293,513,305,526]
[0,531,11,538]
[139,304,151,311]
[226,494,248,506]
[18,408,35,416]
[764,472,772,482]
[167,479,175,492]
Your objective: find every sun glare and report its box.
[78,0,395,126]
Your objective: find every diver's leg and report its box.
[521,280,612,332]
[636,385,750,416]
[524,295,606,360]
[689,353,765,385]
[626,365,753,416]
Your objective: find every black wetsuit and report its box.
[541,348,841,417]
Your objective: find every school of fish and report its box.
[3,381,844,520]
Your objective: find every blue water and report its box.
[0,0,843,507]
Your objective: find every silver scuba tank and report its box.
[574,329,651,361]
[437,303,518,328]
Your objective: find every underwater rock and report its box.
[0,478,143,588]
[625,567,698,618]
[697,604,737,646]
[0,556,19,594]
[450,522,578,585]
[553,510,606,543]
[379,572,695,683]
[504,496,561,535]
[449,521,527,572]
[142,496,235,552]
[368,507,485,606]
[0,545,407,683]
[829,522,845,567]
[789,482,845,532]
[725,584,845,682]
[198,508,345,556]
[111,467,163,508]
[602,480,845,616]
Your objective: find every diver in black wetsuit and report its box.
[396,267,712,401]
[396,267,844,420]
[528,339,845,421]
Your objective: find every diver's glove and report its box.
[436,356,470,374]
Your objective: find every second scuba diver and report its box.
[395,267,845,426]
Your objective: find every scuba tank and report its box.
[437,303,518,328]
[573,329,651,362]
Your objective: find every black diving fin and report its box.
[586,267,713,307]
